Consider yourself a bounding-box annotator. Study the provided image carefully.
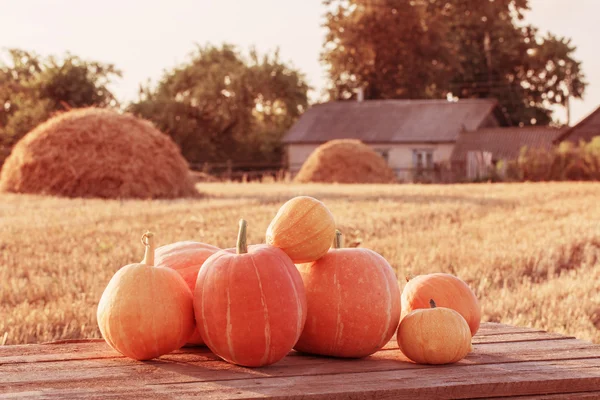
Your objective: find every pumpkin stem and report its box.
[141,231,155,266]
[237,219,248,254]
[333,229,343,249]
[429,299,437,309]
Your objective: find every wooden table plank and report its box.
[0,326,572,365]
[1,323,599,399]
[3,359,599,400]
[380,331,572,350]
[471,323,546,336]
[2,338,598,388]
[141,359,600,399]
[488,393,600,399]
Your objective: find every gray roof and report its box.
[554,106,600,144]
[283,99,501,144]
[451,126,567,162]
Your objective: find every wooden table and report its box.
[1,323,600,399]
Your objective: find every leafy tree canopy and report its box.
[322,0,586,126]
[0,49,121,150]
[129,44,309,164]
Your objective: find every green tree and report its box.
[0,49,121,162]
[129,44,309,165]
[322,0,586,125]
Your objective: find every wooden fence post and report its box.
[226,159,233,181]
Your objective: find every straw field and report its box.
[1,182,599,346]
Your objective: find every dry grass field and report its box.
[1,182,599,346]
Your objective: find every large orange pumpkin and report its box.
[97,232,195,360]
[195,220,307,367]
[398,299,472,364]
[266,196,336,263]
[401,273,481,335]
[294,231,401,358]
[155,241,220,345]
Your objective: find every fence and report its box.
[189,161,287,182]
[191,160,462,183]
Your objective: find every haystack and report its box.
[0,108,198,199]
[294,139,397,184]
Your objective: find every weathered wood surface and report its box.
[1,323,599,399]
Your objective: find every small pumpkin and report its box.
[294,231,401,358]
[397,299,472,364]
[195,219,307,367]
[401,273,481,335]
[155,240,220,345]
[97,232,195,361]
[266,196,336,263]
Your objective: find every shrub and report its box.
[502,136,600,181]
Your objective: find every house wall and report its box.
[287,142,455,181]
[383,143,455,181]
[287,144,320,174]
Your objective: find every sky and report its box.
[1,0,598,125]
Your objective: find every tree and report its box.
[322,0,456,100]
[426,0,585,126]
[322,0,586,125]
[0,49,121,162]
[129,44,309,165]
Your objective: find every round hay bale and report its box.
[0,108,198,199]
[294,139,397,184]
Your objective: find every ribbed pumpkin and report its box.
[401,273,481,336]
[155,241,220,345]
[195,220,307,367]
[398,299,472,364]
[294,231,401,358]
[97,232,195,360]
[266,196,336,263]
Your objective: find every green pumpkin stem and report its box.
[141,231,155,266]
[430,299,437,309]
[237,219,248,254]
[333,229,343,249]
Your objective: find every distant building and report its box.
[554,106,600,144]
[282,99,506,181]
[451,126,566,180]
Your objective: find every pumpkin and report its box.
[397,299,472,364]
[266,196,336,263]
[401,273,481,335]
[294,231,401,358]
[97,232,195,361]
[155,241,220,346]
[194,219,307,367]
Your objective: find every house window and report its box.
[413,149,434,170]
[374,148,390,162]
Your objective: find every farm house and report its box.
[450,106,600,180]
[553,106,600,144]
[284,99,600,182]
[450,126,566,180]
[282,98,507,181]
